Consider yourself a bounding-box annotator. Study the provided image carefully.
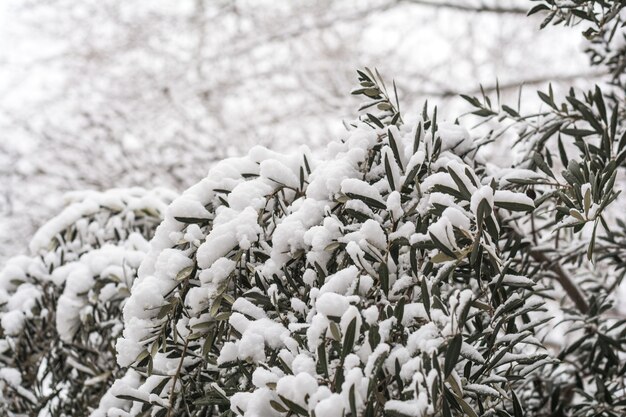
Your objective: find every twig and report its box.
[503,215,590,314]
[527,247,589,314]
[401,0,527,14]
[204,2,397,63]
[437,70,607,98]
[166,337,190,417]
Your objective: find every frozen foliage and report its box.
[3,2,626,416]
[458,3,626,411]
[0,188,174,416]
[106,70,558,417]
[531,0,626,88]
[101,48,626,414]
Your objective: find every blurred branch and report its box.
[205,2,397,62]
[401,0,527,14]
[204,0,527,64]
[503,215,590,314]
[256,0,528,53]
[528,246,590,314]
[420,69,607,98]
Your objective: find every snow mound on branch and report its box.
[112,113,546,417]
[29,187,175,255]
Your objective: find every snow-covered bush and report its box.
[100,69,575,417]
[103,52,626,415]
[3,2,626,416]
[0,188,175,416]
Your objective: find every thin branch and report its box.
[528,247,589,314]
[438,69,607,98]
[166,337,190,417]
[204,2,397,63]
[204,0,526,64]
[506,219,590,314]
[400,0,528,14]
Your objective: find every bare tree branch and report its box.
[406,69,607,98]
[401,0,528,14]
[204,2,397,63]
[528,247,590,314]
[204,0,527,64]
[505,217,590,314]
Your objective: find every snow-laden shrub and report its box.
[106,70,565,417]
[0,187,175,416]
[1,2,625,416]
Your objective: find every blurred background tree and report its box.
[0,0,599,262]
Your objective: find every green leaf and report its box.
[444,334,462,377]
[394,296,405,323]
[494,200,534,212]
[421,278,431,319]
[156,303,173,320]
[414,121,422,154]
[366,113,385,128]
[384,152,397,191]
[452,392,479,417]
[476,198,492,232]
[527,3,550,16]
[472,108,496,117]
[502,104,519,117]
[512,391,523,417]
[460,94,481,108]
[349,384,357,417]
[557,135,568,167]
[173,216,209,224]
[538,90,556,109]
[352,88,380,97]
[567,96,603,133]
[386,411,416,417]
[443,396,452,417]
[447,167,471,200]
[387,128,404,171]
[342,317,358,359]
[429,232,457,259]
[329,321,341,341]
[594,85,607,123]
[583,185,592,216]
[431,252,456,263]
[379,262,389,296]
[532,152,555,179]
[175,265,195,282]
[561,128,597,137]
[116,394,149,404]
[344,192,387,210]
[277,395,308,416]
[317,343,329,378]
